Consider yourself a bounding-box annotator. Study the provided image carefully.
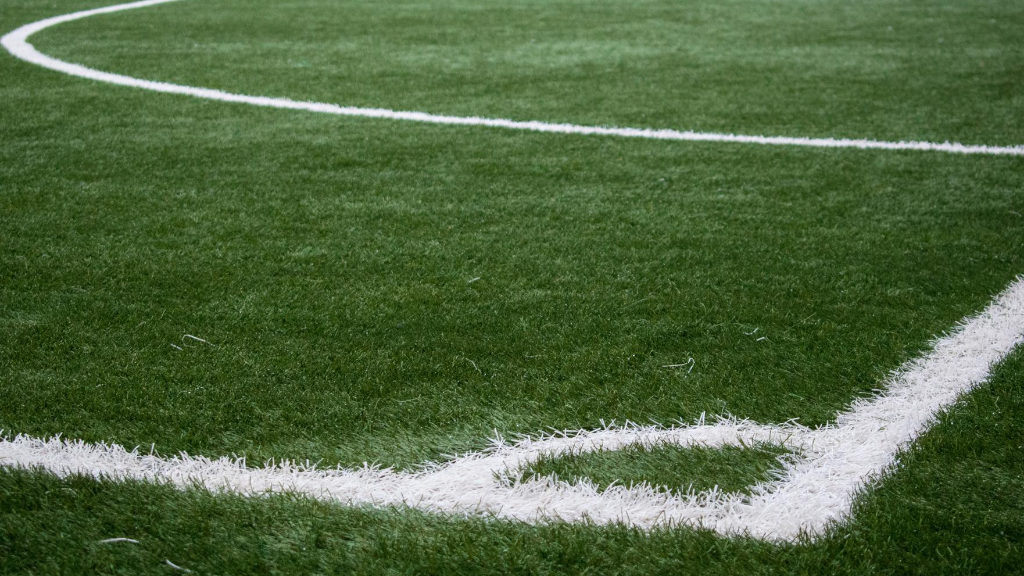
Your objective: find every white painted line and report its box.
[3,0,1024,156]
[3,277,1022,541]
[98,537,139,544]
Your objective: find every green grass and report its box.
[2,349,1022,575]
[518,442,789,495]
[3,0,1022,469]
[2,0,1024,571]
[40,0,1024,145]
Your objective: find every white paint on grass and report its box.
[3,0,1024,156]
[3,277,1023,541]
[3,0,1024,542]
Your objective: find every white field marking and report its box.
[2,277,1023,542]
[3,0,1024,156]
[164,560,192,573]
[98,538,139,544]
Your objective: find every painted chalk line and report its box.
[3,0,1024,542]
[3,0,1024,156]
[3,276,1023,541]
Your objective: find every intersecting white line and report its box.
[3,277,1023,541]
[3,0,1024,156]
[3,0,1024,543]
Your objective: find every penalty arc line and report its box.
[3,0,1024,156]
[2,276,1023,542]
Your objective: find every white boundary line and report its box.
[3,276,1023,541]
[3,0,1024,542]
[3,0,1024,156]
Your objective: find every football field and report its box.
[1,0,1023,573]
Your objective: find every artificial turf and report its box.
[2,349,1022,575]
[1,0,1023,572]
[518,442,789,496]
[38,0,1024,146]
[3,0,1023,468]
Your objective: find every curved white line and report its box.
[4,277,1023,541]
[3,0,1024,156]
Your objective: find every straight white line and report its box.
[3,0,1024,156]
[3,277,1022,541]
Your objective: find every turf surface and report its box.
[38,0,1024,145]
[519,442,789,496]
[3,0,1023,468]
[1,0,1023,572]
[3,349,1022,575]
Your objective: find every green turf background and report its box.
[3,0,1023,468]
[40,0,1024,146]
[519,442,789,495]
[1,0,1023,571]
